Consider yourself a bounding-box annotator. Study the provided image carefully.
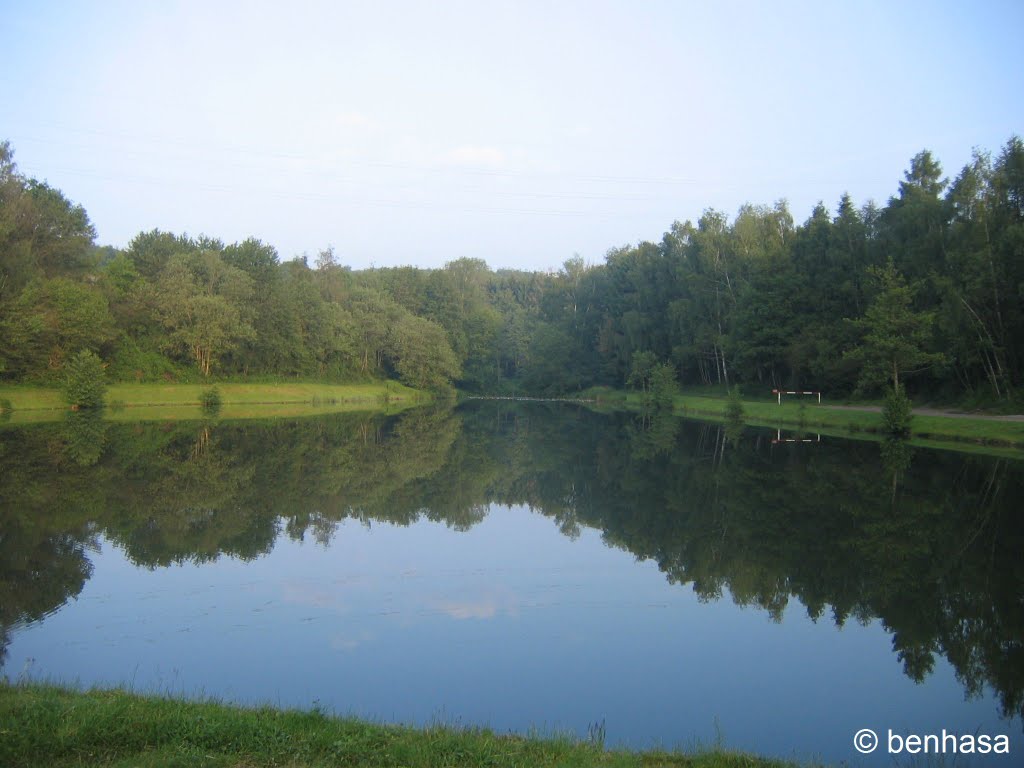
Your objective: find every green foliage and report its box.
[390,314,461,392]
[882,383,913,435]
[155,253,256,376]
[627,350,658,393]
[102,252,139,296]
[846,260,945,392]
[3,136,1024,404]
[649,362,678,410]
[200,386,222,416]
[107,336,192,383]
[0,278,115,381]
[725,386,745,422]
[62,350,106,409]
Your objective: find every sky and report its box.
[2,0,1022,271]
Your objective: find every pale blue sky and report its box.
[2,0,1021,270]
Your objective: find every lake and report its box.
[1,402,1021,765]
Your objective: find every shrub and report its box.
[106,337,189,383]
[725,386,745,422]
[63,350,107,409]
[649,363,679,411]
[882,383,912,436]
[200,386,222,415]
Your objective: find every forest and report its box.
[1,136,1022,402]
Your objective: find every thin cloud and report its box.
[442,145,509,170]
[331,111,378,132]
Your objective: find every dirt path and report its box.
[823,404,1024,422]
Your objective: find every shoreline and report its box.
[0,381,427,424]
[2,382,1021,451]
[600,391,1024,450]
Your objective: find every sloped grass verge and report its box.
[0,683,803,768]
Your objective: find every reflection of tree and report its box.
[454,402,1024,724]
[1,403,1022,725]
[0,529,94,669]
[880,437,914,500]
[0,406,472,568]
[0,425,97,668]
[627,411,679,461]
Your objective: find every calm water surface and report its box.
[2,403,1021,765]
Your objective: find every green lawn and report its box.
[4,382,1021,450]
[0,381,425,423]
[609,392,1024,450]
[0,683,803,768]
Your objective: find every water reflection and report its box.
[1,402,1022,733]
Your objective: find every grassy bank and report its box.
[599,391,1024,450]
[0,683,799,768]
[0,381,424,424]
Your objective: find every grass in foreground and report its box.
[0,683,801,768]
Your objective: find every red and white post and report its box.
[772,389,822,404]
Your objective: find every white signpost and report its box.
[772,389,821,405]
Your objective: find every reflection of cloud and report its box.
[432,591,519,621]
[442,145,508,169]
[281,580,352,611]
[437,600,497,620]
[330,630,373,652]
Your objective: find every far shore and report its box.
[0,381,425,424]
[587,389,1024,451]
[3,382,1022,451]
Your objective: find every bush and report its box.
[649,363,679,411]
[882,383,912,435]
[63,350,107,409]
[725,386,745,422]
[200,386,222,415]
[106,337,191,383]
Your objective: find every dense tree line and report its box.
[506,140,1024,401]
[0,142,461,390]
[2,137,1022,400]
